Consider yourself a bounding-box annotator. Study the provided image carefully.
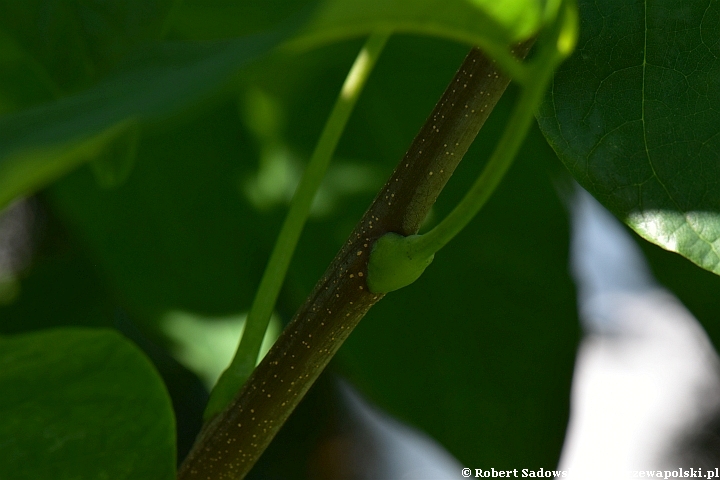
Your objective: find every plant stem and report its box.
[404,0,577,260]
[406,65,551,260]
[204,31,391,420]
[178,45,525,480]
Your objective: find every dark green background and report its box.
[2,0,719,478]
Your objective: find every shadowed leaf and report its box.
[538,0,720,275]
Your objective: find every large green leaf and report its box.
[0,328,176,479]
[0,220,210,462]
[0,31,285,212]
[286,0,543,51]
[537,0,720,275]
[171,0,544,50]
[0,27,57,114]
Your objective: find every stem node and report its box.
[367,233,434,293]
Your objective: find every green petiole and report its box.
[204,31,390,420]
[367,75,546,294]
[406,66,552,260]
[367,0,578,294]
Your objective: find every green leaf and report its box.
[287,0,543,50]
[169,0,313,40]
[0,328,176,480]
[89,120,141,189]
[0,27,58,114]
[45,103,272,316]
[0,31,284,211]
[171,0,544,49]
[537,0,720,275]
[0,0,176,92]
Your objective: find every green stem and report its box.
[204,30,390,420]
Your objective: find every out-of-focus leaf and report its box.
[0,31,284,211]
[42,38,394,320]
[170,0,313,40]
[0,218,209,464]
[537,0,720,275]
[172,0,544,50]
[0,28,58,114]
[161,310,281,389]
[287,0,543,51]
[89,120,140,189]
[0,328,176,479]
[45,103,272,316]
[0,0,176,92]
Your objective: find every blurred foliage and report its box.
[1,0,719,478]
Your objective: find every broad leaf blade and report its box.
[0,32,282,211]
[0,328,176,479]
[537,0,720,274]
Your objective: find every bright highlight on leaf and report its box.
[555,1,578,57]
[538,0,720,276]
[464,0,543,40]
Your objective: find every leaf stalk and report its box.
[204,31,391,420]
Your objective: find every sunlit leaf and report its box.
[538,0,720,275]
